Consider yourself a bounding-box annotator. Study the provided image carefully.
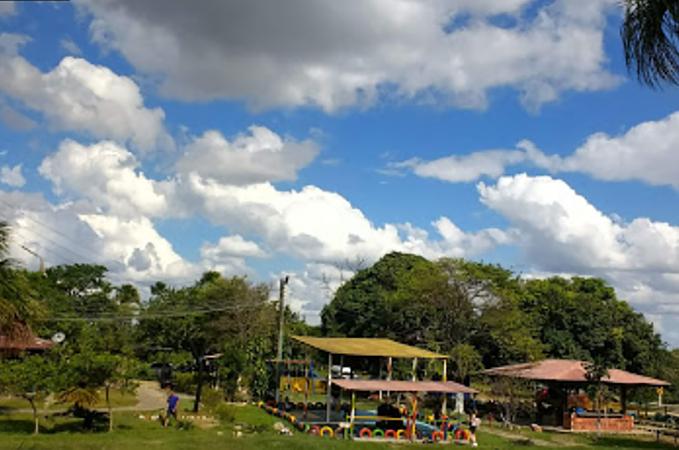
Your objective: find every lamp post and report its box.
[274,275,289,403]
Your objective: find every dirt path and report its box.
[5,381,189,414]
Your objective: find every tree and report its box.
[0,355,55,434]
[0,222,43,337]
[138,273,275,411]
[449,343,483,383]
[622,0,679,87]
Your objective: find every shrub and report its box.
[201,388,224,411]
[214,403,236,423]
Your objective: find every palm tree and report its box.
[622,0,679,87]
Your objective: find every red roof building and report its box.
[0,333,54,356]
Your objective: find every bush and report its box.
[201,388,224,411]
[172,372,196,395]
[214,403,236,423]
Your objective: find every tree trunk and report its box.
[29,399,39,435]
[193,357,204,413]
[106,385,113,432]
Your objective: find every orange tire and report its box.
[385,429,397,439]
[359,427,372,438]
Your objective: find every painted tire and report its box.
[309,425,320,435]
[432,430,445,442]
[297,402,305,410]
[289,415,296,423]
[384,429,397,439]
[373,428,384,438]
[396,429,406,440]
[304,424,310,433]
[320,426,334,438]
[455,428,470,440]
[359,427,372,438]
[314,402,324,410]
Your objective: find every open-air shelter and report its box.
[483,359,670,431]
[291,336,457,422]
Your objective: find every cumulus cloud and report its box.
[177,126,319,184]
[478,174,679,340]
[0,190,199,286]
[182,174,511,264]
[201,235,267,259]
[75,0,618,111]
[38,139,171,218]
[0,164,25,187]
[395,111,679,189]
[0,33,172,152]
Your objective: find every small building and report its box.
[0,332,54,358]
[483,359,670,432]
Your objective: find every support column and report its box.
[326,353,333,422]
[442,358,448,414]
[412,357,418,381]
[621,386,628,416]
[350,391,356,440]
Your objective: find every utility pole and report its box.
[275,275,289,403]
[20,245,45,273]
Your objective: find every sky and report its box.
[2,0,679,345]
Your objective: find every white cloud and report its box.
[182,174,510,265]
[0,190,202,287]
[38,139,171,218]
[547,111,679,189]
[0,34,172,152]
[0,164,25,187]
[76,0,618,112]
[60,37,82,55]
[395,111,679,189]
[201,235,267,259]
[177,126,319,185]
[478,174,679,342]
[0,2,15,17]
[391,149,525,182]
[0,103,36,131]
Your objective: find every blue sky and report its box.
[2,0,679,346]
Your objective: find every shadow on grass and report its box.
[591,436,675,448]
[0,416,110,435]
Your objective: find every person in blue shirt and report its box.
[164,386,180,427]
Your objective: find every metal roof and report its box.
[482,359,670,387]
[0,334,54,351]
[292,336,447,359]
[332,379,477,394]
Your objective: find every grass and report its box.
[0,405,676,449]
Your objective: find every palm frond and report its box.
[622,0,679,87]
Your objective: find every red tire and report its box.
[359,427,372,438]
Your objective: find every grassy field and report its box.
[0,405,676,450]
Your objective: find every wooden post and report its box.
[326,353,333,422]
[442,358,448,415]
[620,386,628,416]
[350,391,356,440]
[412,357,418,381]
[387,356,393,397]
[304,357,310,419]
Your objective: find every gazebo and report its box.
[483,359,670,431]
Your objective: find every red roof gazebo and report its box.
[483,359,670,431]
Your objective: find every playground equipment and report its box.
[259,336,479,443]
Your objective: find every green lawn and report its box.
[0,405,675,449]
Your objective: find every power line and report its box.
[0,203,107,265]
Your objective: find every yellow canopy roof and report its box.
[292,336,447,359]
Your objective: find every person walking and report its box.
[469,409,481,447]
[164,386,180,427]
